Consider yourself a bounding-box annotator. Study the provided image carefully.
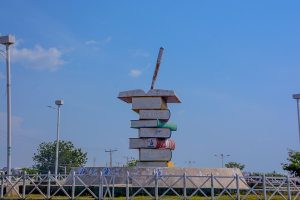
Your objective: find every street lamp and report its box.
[48,99,64,178]
[0,35,15,176]
[214,153,230,168]
[293,94,300,143]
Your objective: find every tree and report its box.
[33,140,87,174]
[282,149,300,176]
[21,167,38,174]
[225,162,245,171]
[124,159,137,167]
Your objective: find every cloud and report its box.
[85,40,97,45]
[84,36,112,46]
[11,45,65,71]
[129,69,142,77]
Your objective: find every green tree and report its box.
[21,167,38,174]
[282,149,300,176]
[33,140,87,174]
[125,159,137,167]
[225,162,245,171]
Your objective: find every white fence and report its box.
[0,172,300,199]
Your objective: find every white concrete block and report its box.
[139,149,172,161]
[132,97,167,111]
[139,109,170,120]
[139,128,171,138]
[136,161,168,167]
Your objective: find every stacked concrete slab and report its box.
[118,89,181,167]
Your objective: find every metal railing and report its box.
[0,171,299,199]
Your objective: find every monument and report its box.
[66,48,246,190]
[118,47,180,167]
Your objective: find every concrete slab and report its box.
[131,120,177,131]
[136,161,168,167]
[139,128,172,138]
[66,167,248,189]
[129,138,175,149]
[132,97,167,111]
[118,89,181,103]
[139,109,170,120]
[139,149,172,161]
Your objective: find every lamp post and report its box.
[48,99,64,178]
[0,35,15,176]
[214,153,230,168]
[293,94,300,143]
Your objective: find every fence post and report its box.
[126,171,130,200]
[183,172,187,200]
[71,171,75,200]
[155,171,159,200]
[0,172,4,199]
[112,175,115,199]
[47,171,51,200]
[287,175,291,200]
[99,171,103,200]
[211,173,214,200]
[262,174,267,200]
[235,174,240,200]
[22,171,26,199]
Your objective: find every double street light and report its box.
[48,99,64,178]
[0,35,15,176]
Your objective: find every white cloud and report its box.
[11,45,65,71]
[129,69,142,77]
[85,40,97,45]
[84,36,112,46]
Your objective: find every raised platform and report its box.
[66,167,248,189]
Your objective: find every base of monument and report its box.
[136,161,168,167]
[69,167,248,189]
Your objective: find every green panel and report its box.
[157,120,177,131]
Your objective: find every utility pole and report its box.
[214,153,230,168]
[105,149,117,167]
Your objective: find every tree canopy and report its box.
[282,149,300,176]
[225,162,245,171]
[33,140,87,174]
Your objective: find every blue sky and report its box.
[0,1,299,173]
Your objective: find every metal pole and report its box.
[262,174,267,200]
[296,99,300,143]
[71,171,75,200]
[55,105,61,178]
[126,171,129,200]
[109,151,112,167]
[155,172,159,200]
[235,174,240,200]
[183,172,187,200]
[211,173,214,200]
[221,154,224,168]
[47,171,51,199]
[287,175,291,200]
[6,44,12,176]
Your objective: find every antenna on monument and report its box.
[150,47,164,90]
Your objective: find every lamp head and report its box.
[55,99,64,106]
[293,94,300,100]
[0,35,15,45]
